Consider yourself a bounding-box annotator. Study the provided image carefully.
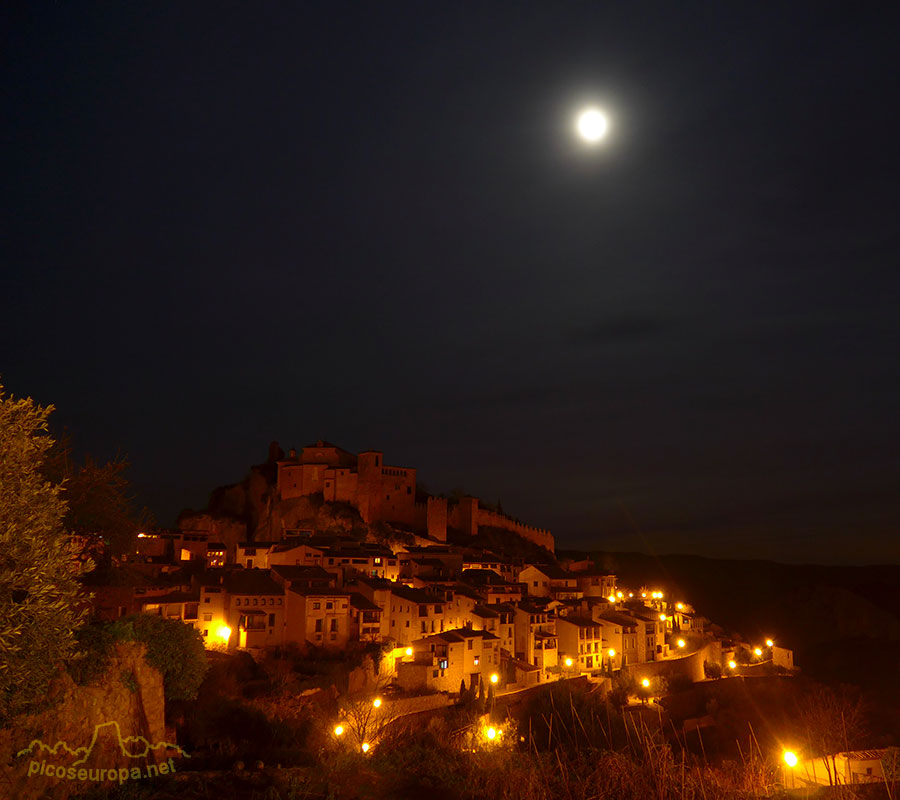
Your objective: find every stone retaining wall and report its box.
[1,642,171,800]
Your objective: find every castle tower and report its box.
[356,451,383,524]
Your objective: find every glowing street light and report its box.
[728,660,737,670]
[333,725,344,736]
[216,625,231,643]
[608,649,616,658]
[373,698,382,708]
[783,749,799,789]
[486,727,497,740]
[608,594,616,603]
[490,673,499,684]
[641,678,650,688]
[676,602,683,610]
[659,613,667,621]
[766,639,774,648]
[565,658,573,667]
[405,647,413,656]
[677,639,686,648]
[754,648,763,657]
[361,742,370,753]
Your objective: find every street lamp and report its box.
[783,749,799,788]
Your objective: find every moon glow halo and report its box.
[576,108,609,143]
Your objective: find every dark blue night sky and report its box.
[3,3,898,564]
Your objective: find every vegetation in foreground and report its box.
[66,664,897,800]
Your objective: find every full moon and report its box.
[576,108,609,143]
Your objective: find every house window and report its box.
[433,669,440,678]
[326,602,333,610]
[235,599,241,606]
[468,640,473,650]
[253,598,258,606]
[203,613,212,622]
[313,602,320,610]
[204,597,211,603]
[330,619,338,632]
[439,659,448,669]
[269,614,275,627]
[473,657,479,666]
[315,619,323,632]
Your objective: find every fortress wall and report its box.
[475,507,555,554]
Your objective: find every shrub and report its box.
[704,661,723,680]
[68,615,208,704]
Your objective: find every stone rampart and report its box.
[475,507,555,553]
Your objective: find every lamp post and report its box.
[783,750,798,789]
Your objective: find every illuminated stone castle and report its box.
[276,441,554,552]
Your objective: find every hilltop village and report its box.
[85,441,794,693]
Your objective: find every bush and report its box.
[704,661,723,680]
[68,615,208,704]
